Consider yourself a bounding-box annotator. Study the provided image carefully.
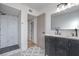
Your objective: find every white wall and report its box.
[40,4,57,35]
[2,3,39,51]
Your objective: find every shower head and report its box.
[0,11,6,15]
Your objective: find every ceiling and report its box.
[22,3,57,11]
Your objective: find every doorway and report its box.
[28,14,37,48]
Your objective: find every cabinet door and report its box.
[48,37,56,56]
[55,38,68,56]
[45,36,56,56]
[55,48,67,56]
[70,40,79,56]
[45,36,49,55]
[56,38,68,48]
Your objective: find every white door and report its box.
[37,14,45,49]
[0,15,18,48]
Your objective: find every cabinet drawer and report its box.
[69,40,79,56]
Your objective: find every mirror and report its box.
[51,6,79,30]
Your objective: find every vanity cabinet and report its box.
[45,36,56,56]
[69,40,79,56]
[55,38,69,56]
[45,36,79,56]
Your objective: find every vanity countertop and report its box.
[45,34,79,40]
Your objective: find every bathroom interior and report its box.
[0,3,79,56]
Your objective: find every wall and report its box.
[2,3,39,51]
[40,4,57,35]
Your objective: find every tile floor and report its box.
[10,47,45,56]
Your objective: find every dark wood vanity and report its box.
[45,35,79,56]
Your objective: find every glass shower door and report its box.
[0,15,19,54]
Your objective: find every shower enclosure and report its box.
[0,4,21,54]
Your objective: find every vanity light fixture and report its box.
[56,3,68,12]
[57,3,68,8]
[56,3,79,12]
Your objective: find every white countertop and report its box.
[45,34,79,40]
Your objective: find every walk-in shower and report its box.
[0,4,21,54]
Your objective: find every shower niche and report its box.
[0,4,21,54]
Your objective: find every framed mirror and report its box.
[51,5,79,30]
